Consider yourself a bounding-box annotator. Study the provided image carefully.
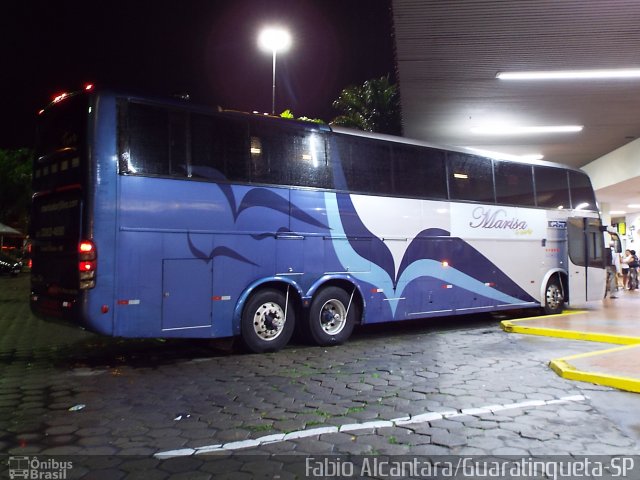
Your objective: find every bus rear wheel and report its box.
[543,279,564,315]
[241,289,295,353]
[307,287,358,346]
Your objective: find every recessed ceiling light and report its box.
[470,125,583,135]
[609,211,626,215]
[628,204,640,209]
[496,69,640,80]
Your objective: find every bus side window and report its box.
[191,114,247,182]
[248,122,329,188]
[289,132,331,189]
[393,144,446,199]
[344,138,392,195]
[494,162,535,206]
[448,153,495,203]
[250,135,269,182]
[247,122,276,184]
[126,103,170,176]
[535,166,570,210]
[168,112,187,177]
[125,102,187,178]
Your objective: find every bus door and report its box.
[161,259,213,332]
[567,217,606,304]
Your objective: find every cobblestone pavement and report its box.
[1,275,640,478]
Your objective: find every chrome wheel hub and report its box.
[253,302,285,341]
[319,299,347,335]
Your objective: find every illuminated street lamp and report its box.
[258,27,291,115]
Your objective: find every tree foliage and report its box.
[279,109,325,124]
[330,76,401,135]
[0,148,32,232]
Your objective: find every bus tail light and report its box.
[25,240,33,269]
[79,260,96,272]
[78,240,97,289]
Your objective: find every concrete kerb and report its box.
[549,343,640,394]
[501,311,640,393]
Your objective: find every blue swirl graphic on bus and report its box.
[186,185,331,266]
[324,192,533,317]
[335,193,396,284]
[237,188,329,230]
[187,233,259,266]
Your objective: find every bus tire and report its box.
[241,289,295,353]
[543,279,564,315]
[307,287,358,346]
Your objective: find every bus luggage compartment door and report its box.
[567,217,606,304]
[161,259,213,333]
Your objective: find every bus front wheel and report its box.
[307,287,358,346]
[241,289,295,353]
[543,279,564,315]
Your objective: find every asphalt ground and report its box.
[1,274,640,479]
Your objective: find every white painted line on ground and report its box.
[154,394,587,459]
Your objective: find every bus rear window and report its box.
[35,95,87,190]
[36,95,86,159]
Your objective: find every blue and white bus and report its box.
[31,88,607,352]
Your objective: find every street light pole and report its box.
[259,27,291,115]
[271,48,277,115]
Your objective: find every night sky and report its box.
[2,0,395,149]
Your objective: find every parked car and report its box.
[0,252,22,276]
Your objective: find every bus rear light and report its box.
[78,240,97,289]
[85,84,94,91]
[79,240,95,255]
[79,263,96,274]
[52,92,69,103]
[79,241,96,260]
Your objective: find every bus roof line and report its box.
[330,126,583,172]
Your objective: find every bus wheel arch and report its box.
[542,272,566,315]
[239,282,300,353]
[304,280,363,346]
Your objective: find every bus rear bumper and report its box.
[30,293,111,334]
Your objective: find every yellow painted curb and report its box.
[500,310,640,345]
[502,311,640,393]
[500,309,585,334]
[550,345,640,394]
[503,309,587,324]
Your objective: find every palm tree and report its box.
[330,75,401,135]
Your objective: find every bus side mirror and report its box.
[606,231,622,254]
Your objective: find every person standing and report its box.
[622,249,633,289]
[607,243,620,298]
[628,250,639,290]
